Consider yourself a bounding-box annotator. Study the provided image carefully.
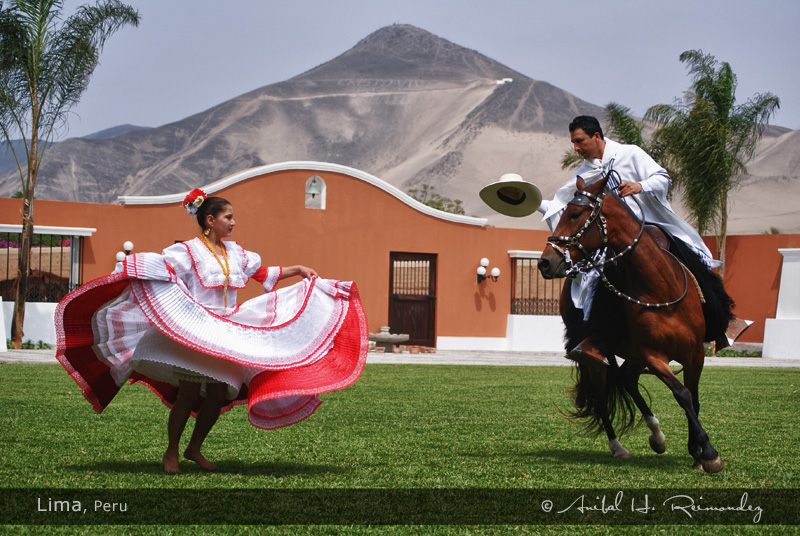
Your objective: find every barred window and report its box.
[0,225,92,303]
[391,257,434,296]
[509,251,564,315]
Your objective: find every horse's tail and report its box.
[569,357,638,438]
[665,236,734,342]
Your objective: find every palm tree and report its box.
[645,50,780,272]
[0,0,139,348]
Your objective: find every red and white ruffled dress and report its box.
[55,237,369,429]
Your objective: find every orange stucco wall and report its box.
[714,234,800,343]
[1,166,797,345]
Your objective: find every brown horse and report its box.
[537,173,731,473]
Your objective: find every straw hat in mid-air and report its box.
[479,173,542,217]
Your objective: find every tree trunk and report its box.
[11,132,38,349]
[717,188,728,278]
[10,195,33,349]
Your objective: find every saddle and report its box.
[644,224,752,349]
[645,225,669,250]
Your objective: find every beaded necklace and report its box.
[199,233,231,308]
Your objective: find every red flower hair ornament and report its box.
[182,188,206,217]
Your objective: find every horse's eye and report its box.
[569,210,582,221]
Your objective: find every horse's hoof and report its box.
[611,445,631,458]
[609,439,631,459]
[701,456,723,474]
[644,417,666,454]
[692,462,703,470]
[648,434,666,454]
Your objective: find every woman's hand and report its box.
[281,265,318,280]
[296,265,318,279]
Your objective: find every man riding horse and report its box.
[480,115,750,471]
[538,116,748,362]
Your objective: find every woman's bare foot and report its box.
[184,448,217,471]
[163,450,180,473]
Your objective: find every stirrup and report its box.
[715,318,753,350]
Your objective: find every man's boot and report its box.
[566,338,610,367]
[715,318,753,350]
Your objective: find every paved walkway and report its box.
[1,348,798,368]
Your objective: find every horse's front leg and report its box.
[646,358,722,473]
[644,415,667,455]
[620,362,666,454]
[580,363,630,459]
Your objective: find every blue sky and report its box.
[59,0,800,139]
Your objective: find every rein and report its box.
[546,175,689,309]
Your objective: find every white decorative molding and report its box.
[436,316,566,353]
[508,250,542,259]
[0,297,5,353]
[436,336,508,352]
[1,301,57,346]
[763,248,800,359]
[117,161,489,227]
[0,224,96,236]
[774,248,800,319]
[506,314,565,352]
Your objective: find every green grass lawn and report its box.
[0,363,798,535]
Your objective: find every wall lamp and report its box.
[476,257,500,283]
[115,241,134,262]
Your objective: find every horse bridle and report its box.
[546,172,689,309]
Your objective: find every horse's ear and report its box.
[575,176,586,190]
[597,170,611,191]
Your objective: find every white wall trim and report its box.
[436,315,566,353]
[506,314,565,352]
[117,161,488,227]
[508,250,542,259]
[0,297,6,352]
[763,247,800,359]
[436,336,509,352]
[0,224,96,236]
[777,247,800,261]
[2,301,57,346]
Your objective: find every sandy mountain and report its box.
[0,24,796,234]
[0,25,601,214]
[726,129,800,234]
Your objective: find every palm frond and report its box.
[604,102,644,146]
[648,50,781,264]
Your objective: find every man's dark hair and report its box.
[569,116,604,139]
[196,196,231,231]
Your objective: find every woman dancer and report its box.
[56,189,368,472]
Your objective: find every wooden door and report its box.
[388,252,437,347]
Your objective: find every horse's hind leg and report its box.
[621,364,666,454]
[681,356,721,471]
[647,358,722,473]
